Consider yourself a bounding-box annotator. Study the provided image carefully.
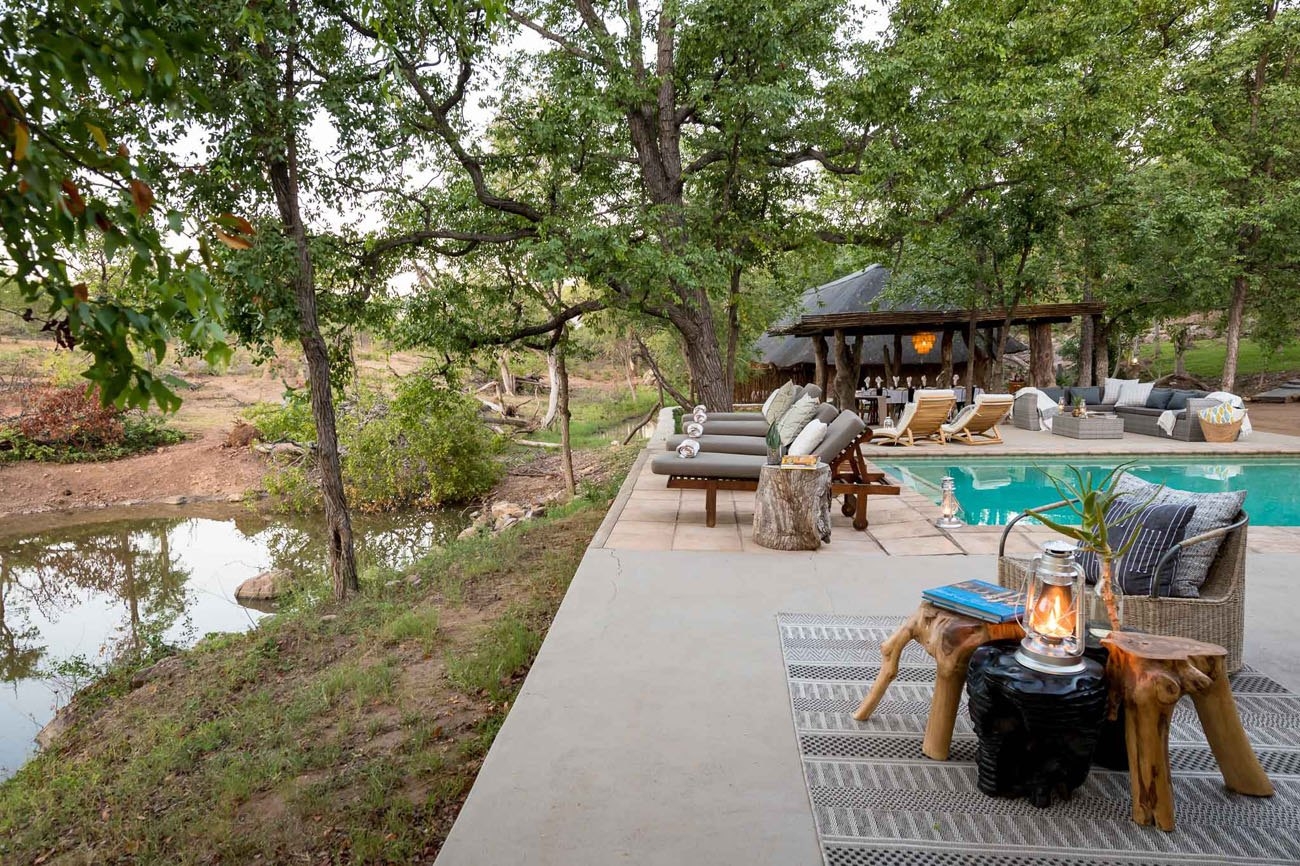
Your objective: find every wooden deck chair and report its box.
[651,411,900,530]
[868,390,956,446]
[941,393,1013,445]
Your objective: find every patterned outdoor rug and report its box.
[778,613,1300,866]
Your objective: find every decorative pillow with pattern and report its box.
[1115,380,1155,408]
[1115,473,1246,598]
[763,381,798,424]
[1076,498,1197,597]
[1103,377,1136,404]
[776,394,820,446]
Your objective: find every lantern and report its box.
[911,331,937,355]
[935,476,962,528]
[1015,541,1087,674]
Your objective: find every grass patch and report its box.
[0,481,621,864]
[527,387,660,449]
[1140,338,1300,384]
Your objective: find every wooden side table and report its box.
[1102,631,1274,831]
[852,603,1022,760]
[753,462,831,550]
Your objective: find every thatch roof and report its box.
[752,265,1033,369]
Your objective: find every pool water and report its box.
[873,457,1300,526]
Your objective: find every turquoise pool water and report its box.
[873,457,1300,526]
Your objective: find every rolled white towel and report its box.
[691,405,708,423]
[684,420,704,438]
[676,438,700,458]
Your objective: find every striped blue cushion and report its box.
[1078,499,1197,597]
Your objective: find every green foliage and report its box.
[1141,338,1300,382]
[445,614,542,703]
[1027,463,1157,559]
[340,375,503,510]
[0,0,229,410]
[243,389,316,443]
[0,412,184,464]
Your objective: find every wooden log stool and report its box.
[852,602,1022,760]
[752,462,832,550]
[1102,631,1275,831]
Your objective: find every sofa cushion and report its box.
[1078,498,1198,597]
[776,394,820,445]
[1116,380,1155,408]
[1041,387,1065,403]
[1166,389,1208,411]
[1146,388,1175,410]
[1115,473,1246,598]
[763,381,799,424]
[1068,386,1103,405]
[814,411,866,462]
[1103,377,1137,404]
[1115,406,1167,418]
[803,384,823,401]
[650,450,763,480]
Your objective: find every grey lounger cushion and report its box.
[701,418,771,436]
[703,411,765,421]
[814,403,840,424]
[814,411,867,462]
[663,434,768,456]
[651,451,765,480]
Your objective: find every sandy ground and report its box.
[1240,401,1300,436]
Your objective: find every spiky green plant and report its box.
[1024,463,1159,630]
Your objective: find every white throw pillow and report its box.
[1115,380,1154,408]
[788,419,828,456]
[1103,377,1136,404]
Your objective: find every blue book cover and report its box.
[922,579,1024,623]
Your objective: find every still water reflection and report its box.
[0,506,467,778]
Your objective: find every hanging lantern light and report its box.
[935,476,963,528]
[911,331,937,355]
[1015,541,1087,675]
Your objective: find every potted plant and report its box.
[1023,463,1157,634]
[1072,395,1087,417]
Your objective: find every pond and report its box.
[0,504,468,779]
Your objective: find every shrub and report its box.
[340,375,502,510]
[15,385,124,447]
[243,389,316,443]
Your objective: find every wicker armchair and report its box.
[997,500,1249,672]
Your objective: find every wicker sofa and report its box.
[1012,387,1219,441]
[997,503,1249,672]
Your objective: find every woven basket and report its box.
[1200,417,1243,443]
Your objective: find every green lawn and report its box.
[526,386,661,450]
[1139,338,1300,383]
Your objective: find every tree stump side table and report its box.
[1102,631,1274,831]
[852,602,1023,760]
[752,462,832,550]
[966,641,1109,807]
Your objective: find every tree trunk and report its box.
[542,347,560,428]
[1094,319,1111,386]
[555,334,575,498]
[1078,314,1096,388]
[1173,327,1191,377]
[893,333,904,386]
[679,324,730,409]
[497,351,515,396]
[965,309,978,388]
[725,265,741,401]
[268,163,358,601]
[851,336,865,398]
[1221,275,1249,393]
[1029,322,1055,388]
[940,329,954,385]
[625,352,638,401]
[833,329,853,407]
[813,336,829,396]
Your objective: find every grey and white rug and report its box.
[778,613,1300,866]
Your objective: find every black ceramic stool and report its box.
[966,640,1108,807]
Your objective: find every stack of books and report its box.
[922,579,1024,624]
[780,455,818,470]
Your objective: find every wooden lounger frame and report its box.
[665,431,901,530]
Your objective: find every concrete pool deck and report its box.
[434,417,1300,865]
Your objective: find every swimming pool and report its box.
[873,457,1300,526]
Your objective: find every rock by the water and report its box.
[36,705,76,750]
[130,654,185,689]
[235,568,292,601]
[490,501,525,520]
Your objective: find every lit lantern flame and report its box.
[1030,584,1075,640]
[911,331,937,355]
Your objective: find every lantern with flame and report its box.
[1015,541,1087,674]
[911,331,937,355]
[935,476,962,528]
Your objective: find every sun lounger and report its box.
[940,393,1013,445]
[868,390,956,446]
[669,405,839,455]
[652,411,901,530]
